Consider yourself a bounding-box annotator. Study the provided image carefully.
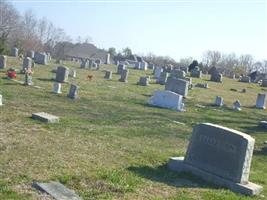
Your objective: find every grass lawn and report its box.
[0,56,266,199]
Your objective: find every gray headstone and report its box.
[32,112,59,123]
[165,77,189,97]
[33,182,82,200]
[233,100,241,111]
[191,69,202,78]
[157,72,169,85]
[11,47,18,57]
[171,69,186,79]
[210,73,223,82]
[215,96,223,106]
[117,64,126,74]
[34,52,48,65]
[56,66,69,83]
[119,69,129,82]
[26,50,34,58]
[195,83,208,89]
[0,55,7,69]
[262,79,267,87]
[105,53,110,64]
[104,71,112,79]
[168,123,262,196]
[240,76,251,83]
[68,84,78,99]
[256,93,266,109]
[148,90,185,111]
[52,83,62,94]
[154,67,163,79]
[22,57,32,73]
[80,60,88,68]
[139,76,149,86]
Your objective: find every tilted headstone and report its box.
[56,66,69,83]
[34,52,48,65]
[210,73,223,82]
[139,76,149,86]
[105,53,110,64]
[117,64,126,74]
[154,67,163,79]
[240,76,251,83]
[11,47,18,57]
[256,93,266,109]
[52,83,62,94]
[215,96,223,106]
[261,79,267,87]
[233,100,241,111]
[32,112,59,123]
[68,84,78,99]
[157,72,169,85]
[119,69,129,82]
[22,57,32,73]
[165,77,189,97]
[148,90,185,112]
[26,50,34,58]
[168,123,262,196]
[104,71,112,79]
[0,55,7,69]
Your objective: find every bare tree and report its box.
[202,50,222,67]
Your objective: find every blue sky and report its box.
[11,0,267,61]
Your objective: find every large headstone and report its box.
[165,77,189,97]
[119,69,129,82]
[11,47,18,57]
[240,76,251,83]
[68,84,78,99]
[215,96,223,106]
[56,66,69,83]
[139,76,149,86]
[34,52,48,65]
[117,64,126,75]
[148,90,185,111]
[157,72,169,85]
[210,73,223,83]
[105,53,110,64]
[104,71,112,79]
[168,123,262,196]
[52,83,62,94]
[154,67,163,79]
[0,55,7,69]
[22,57,32,73]
[32,112,59,123]
[256,93,266,109]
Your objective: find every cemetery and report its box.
[0,55,267,200]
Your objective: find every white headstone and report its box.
[53,83,62,94]
[233,100,242,111]
[0,95,2,106]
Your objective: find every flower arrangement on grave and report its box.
[7,68,17,79]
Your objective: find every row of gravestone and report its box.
[215,94,267,110]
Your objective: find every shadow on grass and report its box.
[127,164,217,189]
[242,125,266,135]
[37,78,54,82]
[254,148,267,156]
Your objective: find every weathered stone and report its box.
[117,64,126,74]
[0,55,7,69]
[154,67,163,79]
[119,69,129,82]
[32,112,59,123]
[195,83,208,89]
[171,69,186,79]
[52,83,62,94]
[215,96,223,106]
[157,72,169,85]
[34,52,47,65]
[168,123,262,196]
[233,100,241,111]
[26,50,34,58]
[104,71,112,79]
[69,69,76,78]
[165,77,189,97]
[240,76,251,83]
[105,53,110,64]
[33,182,82,200]
[68,84,78,99]
[11,47,18,57]
[148,90,185,111]
[191,69,202,78]
[56,66,69,83]
[256,93,266,109]
[210,73,223,82]
[22,57,32,73]
[139,76,149,86]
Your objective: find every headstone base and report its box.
[168,157,262,196]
